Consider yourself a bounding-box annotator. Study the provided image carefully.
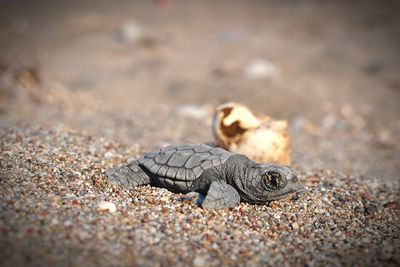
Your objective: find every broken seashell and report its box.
[212,102,291,165]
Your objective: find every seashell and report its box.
[212,102,291,165]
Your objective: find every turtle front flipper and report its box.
[106,161,150,188]
[202,180,240,209]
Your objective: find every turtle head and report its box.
[237,164,303,204]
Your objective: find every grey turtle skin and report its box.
[107,144,302,209]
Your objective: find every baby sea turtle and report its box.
[107,144,302,209]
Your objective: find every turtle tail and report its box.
[106,161,150,188]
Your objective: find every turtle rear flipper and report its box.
[201,180,240,209]
[107,161,150,187]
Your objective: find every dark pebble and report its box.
[364,201,379,214]
[333,192,347,202]
[383,201,400,209]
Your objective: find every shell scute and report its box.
[139,144,232,181]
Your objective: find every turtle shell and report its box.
[137,144,233,181]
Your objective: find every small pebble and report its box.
[315,208,325,214]
[291,222,300,231]
[98,201,117,213]
[178,105,207,119]
[193,256,206,267]
[365,202,378,214]
[333,192,347,202]
[383,201,400,209]
[104,151,114,159]
[243,59,278,80]
[160,196,169,202]
[117,20,143,44]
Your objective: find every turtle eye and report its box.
[264,171,283,189]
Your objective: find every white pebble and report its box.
[243,59,278,80]
[315,208,325,214]
[98,201,117,213]
[178,105,207,119]
[160,196,169,202]
[193,256,206,266]
[118,20,143,44]
[104,151,114,159]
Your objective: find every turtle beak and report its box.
[286,179,304,193]
[282,173,304,195]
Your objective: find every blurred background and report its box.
[0,0,399,180]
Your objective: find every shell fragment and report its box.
[212,102,291,164]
